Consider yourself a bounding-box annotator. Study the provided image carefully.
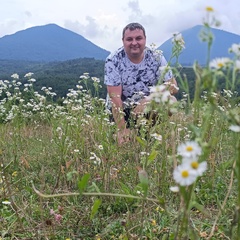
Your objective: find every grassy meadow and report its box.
[1,11,240,240]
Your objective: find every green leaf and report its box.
[190,201,210,217]
[138,169,149,197]
[119,182,131,195]
[91,182,101,193]
[78,173,90,194]
[66,170,78,181]
[147,149,158,166]
[90,198,102,220]
[136,136,146,146]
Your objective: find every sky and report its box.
[1,0,240,52]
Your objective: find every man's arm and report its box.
[107,85,126,130]
[107,85,131,145]
[165,77,179,95]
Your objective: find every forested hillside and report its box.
[0,59,239,101]
[0,58,106,99]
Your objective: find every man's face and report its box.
[122,28,146,60]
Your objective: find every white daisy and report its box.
[209,57,231,69]
[229,43,240,57]
[11,73,19,79]
[229,125,240,132]
[170,186,179,192]
[24,72,34,78]
[2,200,11,205]
[235,60,240,70]
[172,32,185,49]
[182,159,207,177]
[148,85,172,103]
[173,164,198,186]
[150,133,163,141]
[177,141,202,159]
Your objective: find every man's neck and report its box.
[127,52,144,64]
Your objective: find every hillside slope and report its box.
[159,25,240,66]
[0,24,110,61]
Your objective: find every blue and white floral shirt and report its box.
[104,46,173,109]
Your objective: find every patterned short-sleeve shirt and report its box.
[104,46,173,108]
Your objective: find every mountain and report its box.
[159,25,240,66]
[0,24,110,61]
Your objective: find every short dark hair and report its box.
[122,22,146,39]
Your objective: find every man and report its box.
[104,22,178,145]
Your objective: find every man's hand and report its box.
[164,78,179,95]
[132,98,149,117]
[117,128,132,145]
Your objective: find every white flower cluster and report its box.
[172,141,207,187]
[210,43,240,71]
[172,32,185,50]
[147,85,172,104]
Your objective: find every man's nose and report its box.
[132,39,137,44]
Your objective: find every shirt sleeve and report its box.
[104,54,122,86]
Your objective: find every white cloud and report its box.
[0,0,239,52]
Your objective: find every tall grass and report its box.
[1,8,240,240]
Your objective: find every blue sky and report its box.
[0,0,239,52]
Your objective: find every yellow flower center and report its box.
[181,170,189,178]
[191,161,199,169]
[186,146,193,152]
[206,6,214,12]
[217,63,224,68]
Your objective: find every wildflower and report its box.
[150,133,162,141]
[28,78,36,83]
[90,152,101,165]
[80,73,89,79]
[12,171,18,177]
[223,89,233,98]
[172,32,185,49]
[91,77,100,83]
[173,164,197,186]
[2,200,11,205]
[151,219,156,226]
[24,72,34,78]
[155,206,164,212]
[206,6,214,12]
[177,141,202,159]
[96,234,101,240]
[11,73,19,79]
[183,159,207,176]
[50,209,55,215]
[229,43,240,57]
[229,125,240,132]
[235,60,240,70]
[54,214,62,223]
[76,84,83,89]
[170,186,179,192]
[50,209,62,223]
[148,85,172,103]
[98,145,103,150]
[209,57,231,69]
[140,151,149,156]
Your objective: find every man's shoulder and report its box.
[106,47,126,61]
[144,47,164,64]
[145,47,163,57]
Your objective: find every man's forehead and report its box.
[124,28,145,37]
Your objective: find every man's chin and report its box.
[130,50,140,55]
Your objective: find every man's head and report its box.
[122,23,146,39]
[122,23,146,63]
